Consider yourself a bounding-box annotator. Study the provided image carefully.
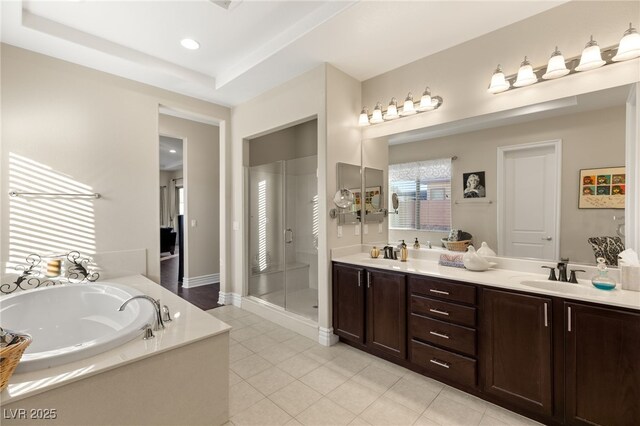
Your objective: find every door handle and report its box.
[357,270,362,287]
[544,303,548,327]
[568,306,572,332]
[367,272,371,288]
[285,228,293,244]
[542,236,553,241]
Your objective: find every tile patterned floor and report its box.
[208,305,542,426]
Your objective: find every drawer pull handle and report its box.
[429,331,450,339]
[429,308,450,316]
[430,358,450,369]
[429,289,450,295]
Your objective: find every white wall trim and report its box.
[318,326,339,347]
[626,84,639,252]
[218,292,241,307]
[182,273,220,288]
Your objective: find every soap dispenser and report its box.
[400,240,408,262]
[413,238,420,249]
[591,257,616,290]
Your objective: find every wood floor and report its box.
[160,256,221,310]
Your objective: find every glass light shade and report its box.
[370,102,383,124]
[358,108,369,126]
[613,24,640,62]
[418,87,434,110]
[542,47,570,80]
[575,36,605,71]
[400,93,416,116]
[513,57,538,87]
[487,66,510,94]
[384,98,399,120]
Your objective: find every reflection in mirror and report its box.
[363,84,634,265]
[364,167,384,223]
[335,162,361,225]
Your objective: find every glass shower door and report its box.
[248,161,285,308]
[284,156,319,320]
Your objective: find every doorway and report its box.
[159,135,184,284]
[498,140,561,260]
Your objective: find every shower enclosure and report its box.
[248,155,319,321]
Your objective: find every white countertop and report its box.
[333,253,640,311]
[0,274,231,405]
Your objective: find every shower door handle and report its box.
[285,228,293,244]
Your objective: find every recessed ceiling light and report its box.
[180,38,200,50]
[169,149,177,153]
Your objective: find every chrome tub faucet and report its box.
[119,295,165,331]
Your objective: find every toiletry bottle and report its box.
[591,257,616,291]
[413,238,420,249]
[400,240,408,262]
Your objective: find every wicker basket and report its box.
[0,335,32,391]
[442,239,472,252]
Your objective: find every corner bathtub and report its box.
[0,282,155,373]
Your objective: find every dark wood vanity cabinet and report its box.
[482,289,553,417]
[331,263,640,425]
[367,270,407,359]
[332,263,406,359]
[408,276,479,388]
[565,302,640,426]
[332,264,365,344]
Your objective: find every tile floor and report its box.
[208,305,542,426]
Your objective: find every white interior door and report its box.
[498,141,561,260]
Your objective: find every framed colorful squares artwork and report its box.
[579,167,625,209]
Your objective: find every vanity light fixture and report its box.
[359,88,443,125]
[400,93,416,116]
[180,38,200,50]
[417,86,435,111]
[358,108,370,126]
[488,23,640,94]
[384,98,399,120]
[370,102,384,124]
[513,56,538,87]
[542,47,570,80]
[487,65,511,93]
[613,23,640,62]
[575,35,605,71]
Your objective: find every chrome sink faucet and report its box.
[119,295,165,331]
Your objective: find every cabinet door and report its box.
[482,289,553,416]
[565,303,640,425]
[366,270,406,359]
[332,264,365,344]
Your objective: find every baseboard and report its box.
[318,326,339,347]
[182,273,220,288]
[241,296,318,341]
[218,292,241,307]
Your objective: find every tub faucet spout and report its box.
[119,295,165,331]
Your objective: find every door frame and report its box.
[497,139,562,258]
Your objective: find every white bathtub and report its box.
[0,282,155,373]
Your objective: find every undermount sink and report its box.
[520,280,612,296]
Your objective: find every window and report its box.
[389,158,451,231]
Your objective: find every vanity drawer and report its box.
[411,339,477,388]
[410,295,477,327]
[409,314,476,357]
[409,276,476,305]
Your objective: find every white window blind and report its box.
[389,158,452,231]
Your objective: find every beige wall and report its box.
[389,106,626,264]
[0,45,229,284]
[249,119,317,167]
[361,1,639,142]
[159,115,220,279]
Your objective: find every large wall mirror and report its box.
[362,83,636,266]
[335,162,361,225]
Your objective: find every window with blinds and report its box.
[389,158,452,231]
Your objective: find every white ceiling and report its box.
[159,136,183,171]
[1,1,565,107]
